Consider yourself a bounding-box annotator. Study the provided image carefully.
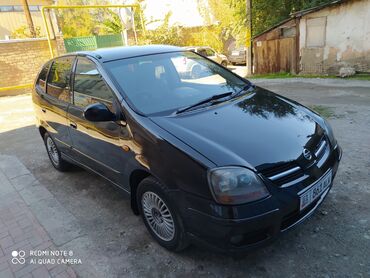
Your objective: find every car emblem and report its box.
[303,148,312,160]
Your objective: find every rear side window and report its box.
[197,49,207,57]
[37,61,51,92]
[205,48,215,56]
[46,56,75,102]
[73,58,114,109]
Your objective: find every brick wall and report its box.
[0,38,64,93]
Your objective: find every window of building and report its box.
[0,6,13,12]
[0,5,40,12]
[46,56,75,102]
[306,17,326,47]
[13,6,23,12]
[281,27,296,38]
[73,58,114,109]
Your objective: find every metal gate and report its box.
[64,34,123,52]
[253,37,297,74]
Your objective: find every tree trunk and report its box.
[21,0,36,38]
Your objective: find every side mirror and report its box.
[83,103,116,122]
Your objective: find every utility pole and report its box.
[246,0,253,75]
[21,0,36,38]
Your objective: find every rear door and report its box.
[67,57,127,183]
[33,61,51,126]
[37,56,75,154]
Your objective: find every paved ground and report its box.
[0,155,76,278]
[0,78,369,278]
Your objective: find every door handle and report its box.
[41,108,46,113]
[70,122,77,129]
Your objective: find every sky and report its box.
[112,0,208,29]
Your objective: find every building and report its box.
[252,0,370,75]
[0,0,53,40]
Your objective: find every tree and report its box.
[12,25,41,39]
[252,0,334,36]
[56,0,115,38]
[21,0,36,38]
[197,0,247,51]
[138,12,184,46]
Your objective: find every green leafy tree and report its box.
[12,25,42,38]
[102,10,123,34]
[196,0,247,51]
[138,12,184,46]
[252,0,334,36]
[56,0,116,38]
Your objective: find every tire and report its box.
[43,132,72,171]
[137,177,189,252]
[221,61,228,67]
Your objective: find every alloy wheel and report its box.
[46,137,59,166]
[141,191,175,241]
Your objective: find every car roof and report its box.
[76,45,183,63]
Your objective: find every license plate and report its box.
[299,170,332,211]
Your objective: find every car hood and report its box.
[150,87,324,169]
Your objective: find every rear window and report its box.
[36,62,51,92]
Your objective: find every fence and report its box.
[64,34,123,52]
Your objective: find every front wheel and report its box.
[137,177,189,252]
[221,61,228,67]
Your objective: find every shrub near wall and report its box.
[0,38,59,95]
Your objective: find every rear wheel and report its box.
[137,177,189,252]
[43,132,72,171]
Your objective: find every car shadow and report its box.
[0,124,336,276]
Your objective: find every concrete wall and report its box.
[0,38,63,94]
[299,0,370,74]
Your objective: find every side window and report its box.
[197,49,207,57]
[205,48,215,57]
[73,58,114,109]
[46,56,74,102]
[37,61,51,92]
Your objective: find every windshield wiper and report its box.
[229,83,255,99]
[176,92,233,114]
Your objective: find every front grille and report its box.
[260,162,305,187]
[260,136,330,187]
[314,135,327,160]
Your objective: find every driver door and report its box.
[67,57,129,184]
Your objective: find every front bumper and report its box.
[175,145,342,253]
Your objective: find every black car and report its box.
[32,45,341,253]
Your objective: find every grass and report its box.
[247,72,370,80]
[309,105,335,118]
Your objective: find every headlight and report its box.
[208,167,270,205]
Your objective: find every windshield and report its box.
[105,51,247,115]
